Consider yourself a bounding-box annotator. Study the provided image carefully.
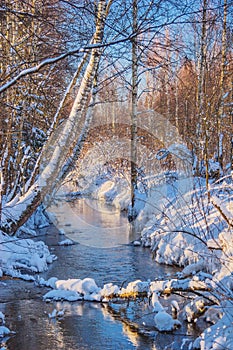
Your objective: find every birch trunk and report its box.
[129,0,138,222]
[217,0,227,170]
[195,0,207,176]
[1,0,108,235]
[196,0,207,138]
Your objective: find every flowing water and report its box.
[0,198,200,350]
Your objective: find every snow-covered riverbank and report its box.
[0,207,56,279]
[1,173,233,349]
[67,172,233,349]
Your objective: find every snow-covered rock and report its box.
[37,277,58,289]
[100,283,120,299]
[44,290,82,302]
[55,277,100,295]
[58,239,74,246]
[120,280,150,295]
[0,326,12,338]
[154,311,181,331]
[43,277,101,302]
[133,240,141,246]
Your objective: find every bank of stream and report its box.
[0,198,201,349]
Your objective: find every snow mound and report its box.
[58,239,74,246]
[154,311,181,331]
[55,277,100,295]
[37,277,58,289]
[0,326,11,338]
[194,301,233,350]
[0,231,55,276]
[120,280,150,295]
[44,277,101,302]
[100,283,120,298]
[44,289,82,302]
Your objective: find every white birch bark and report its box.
[129,0,138,222]
[195,0,207,177]
[196,0,207,140]
[217,0,227,169]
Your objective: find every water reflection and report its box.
[1,278,198,350]
[1,198,194,350]
[47,197,132,248]
[3,297,157,350]
[2,299,69,350]
[44,197,176,284]
[42,233,175,285]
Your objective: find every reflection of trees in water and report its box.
[55,300,156,350]
[104,298,200,350]
[56,302,123,349]
[3,284,199,350]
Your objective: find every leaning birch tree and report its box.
[1,0,109,235]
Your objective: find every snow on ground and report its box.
[0,230,56,276]
[0,202,56,278]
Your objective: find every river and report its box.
[0,198,200,349]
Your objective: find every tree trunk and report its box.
[128,0,138,223]
[217,0,227,170]
[195,0,207,176]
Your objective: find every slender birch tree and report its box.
[129,0,139,222]
[217,0,228,170]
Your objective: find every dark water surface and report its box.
[0,198,199,350]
